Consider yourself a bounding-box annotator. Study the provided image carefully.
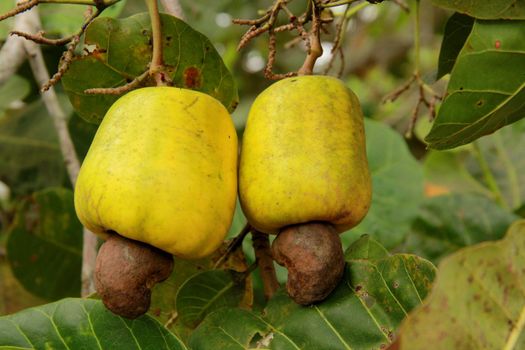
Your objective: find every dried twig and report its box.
[213,223,252,269]
[0,0,39,21]
[84,70,150,95]
[10,6,102,46]
[41,36,80,91]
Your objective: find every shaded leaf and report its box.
[0,98,69,196]
[67,114,97,161]
[0,298,187,349]
[0,257,46,316]
[344,119,424,249]
[176,270,247,327]
[424,119,525,210]
[6,188,82,300]
[430,0,525,19]
[437,13,474,80]
[190,236,436,350]
[62,13,238,124]
[426,20,525,149]
[39,0,126,37]
[149,240,252,342]
[404,193,519,263]
[0,75,30,117]
[396,220,525,350]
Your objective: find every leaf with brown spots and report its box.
[396,220,525,350]
[62,13,238,124]
[426,20,525,149]
[188,235,436,350]
[6,188,83,300]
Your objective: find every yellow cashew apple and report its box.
[75,87,238,259]
[239,75,371,234]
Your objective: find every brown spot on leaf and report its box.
[183,66,202,88]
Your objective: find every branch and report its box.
[159,0,185,20]
[252,230,279,300]
[0,4,41,84]
[20,7,97,296]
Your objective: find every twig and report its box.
[0,4,42,85]
[84,70,150,95]
[159,0,185,20]
[0,0,119,21]
[298,0,323,75]
[252,230,279,300]
[145,0,170,86]
[10,6,102,46]
[382,0,442,137]
[20,6,97,296]
[213,223,252,269]
[41,35,80,91]
[0,0,38,21]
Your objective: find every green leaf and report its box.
[0,75,30,118]
[424,119,525,210]
[189,236,436,350]
[176,270,247,328]
[436,13,474,80]
[396,220,525,350]
[0,97,70,196]
[426,20,525,149]
[0,298,187,349]
[149,241,252,342]
[404,193,520,263]
[0,257,46,316]
[344,234,389,260]
[430,0,525,19]
[6,188,82,300]
[62,13,238,124]
[67,114,97,161]
[343,119,424,249]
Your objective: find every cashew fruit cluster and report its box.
[75,75,371,317]
[239,75,372,304]
[74,87,238,317]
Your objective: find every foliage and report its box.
[0,0,524,349]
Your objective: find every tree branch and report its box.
[19,7,97,296]
[159,0,185,20]
[252,230,279,300]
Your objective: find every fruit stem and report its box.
[145,0,168,86]
[252,230,280,300]
[298,0,322,76]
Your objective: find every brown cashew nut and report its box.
[95,234,174,319]
[272,222,345,305]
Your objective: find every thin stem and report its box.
[493,134,521,208]
[471,141,508,209]
[39,0,120,5]
[298,0,322,75]
[319,0,360,8]
[20,6,97,296]
[145,0,166,85]
[345,2,369,18]
[252,230,279,301]
[414,0,421,72]
[213,223,252,269]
